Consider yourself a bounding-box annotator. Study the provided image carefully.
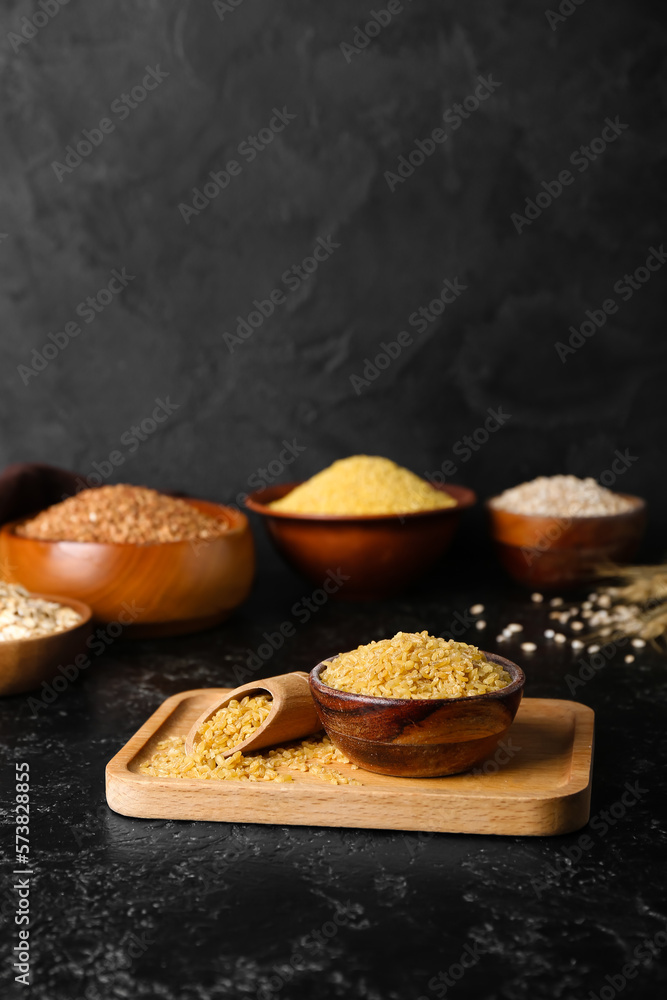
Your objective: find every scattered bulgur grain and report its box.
[17,485,230,545]
[140,693,359,785]
[320,632,512,700]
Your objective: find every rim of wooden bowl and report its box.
[0,592,92,649]
[245,482,477,522]
[485,492,646,524]
[0,497,249,547]
[310,651,525,708]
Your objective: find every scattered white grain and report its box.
[587,645,600,654]
[508,623,523,633]
[531,592,544,603]
[520,642,537,652]
[496,634,505,643]
[554,633,567,643]
[475,620,486,630]
[544,629,555,639]
[570,621,584,631]
[624,654,635,664]
[597,594,611,608]
[571,640,584,650]
[470,604,484,616]
[550,597,564,607]
[631,638,646,649]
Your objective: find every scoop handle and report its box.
[184,671,321,756]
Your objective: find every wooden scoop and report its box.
[184,671,322,757]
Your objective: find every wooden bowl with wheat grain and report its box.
[0,499,255,638]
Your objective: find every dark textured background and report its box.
[1,0,665,547]
[1,5,667,999]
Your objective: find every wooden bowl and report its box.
[309,652,525,777]
[486,494,646,591]
[0,500,255,638]
[0,594,93,696]
[245,483,476,600]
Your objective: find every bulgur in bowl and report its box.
[309,633,525,777]
[0,485,255,637]
[245,457,475,599]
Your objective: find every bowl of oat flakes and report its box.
[0,583,92,696]
[487,475,646,590]
[0,485,255,637]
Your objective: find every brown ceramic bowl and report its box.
[309,652,525,777]
[486,493,646,591]
[245,483,476,600]
[0,499,255,638]
[0,594,93,696]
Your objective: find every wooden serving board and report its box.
[105,690,594,836]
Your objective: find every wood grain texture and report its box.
[486,495,646,590]
[184,671,321,756]
[245,483,476,600]
[309,653,525,777]
[105,690,594,836]
[0,593,92,696]
[0,499,255,637]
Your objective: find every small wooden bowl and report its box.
[309,652,525,777]
[486,493,646,591]
[0,594,93,696]
[245,483,476,600]
[0,499,255,638]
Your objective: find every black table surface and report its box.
[2,542,666,1000]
